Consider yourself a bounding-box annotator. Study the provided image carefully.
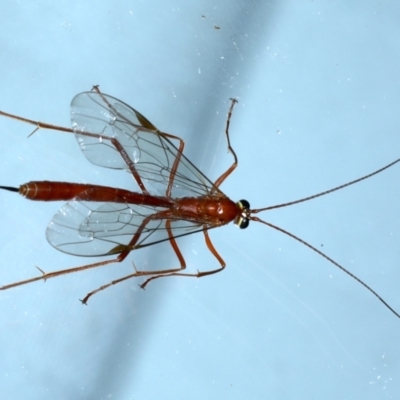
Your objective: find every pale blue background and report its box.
[0,1,399,399]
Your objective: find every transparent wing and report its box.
[46,91,227,256]
[46,198,212,257]
[71,91,224,198]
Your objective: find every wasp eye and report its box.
[238,217,249,229]
[238,199,250,210]
[235,200,250,229]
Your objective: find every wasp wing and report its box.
[46,197,216,257]
[71,91,223,198]
[47,91,226,256]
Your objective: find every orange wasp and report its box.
[0,87,399,314]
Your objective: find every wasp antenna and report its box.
[252,216,400,319]
[252,157,400,213]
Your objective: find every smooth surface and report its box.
[0,1,399,399]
